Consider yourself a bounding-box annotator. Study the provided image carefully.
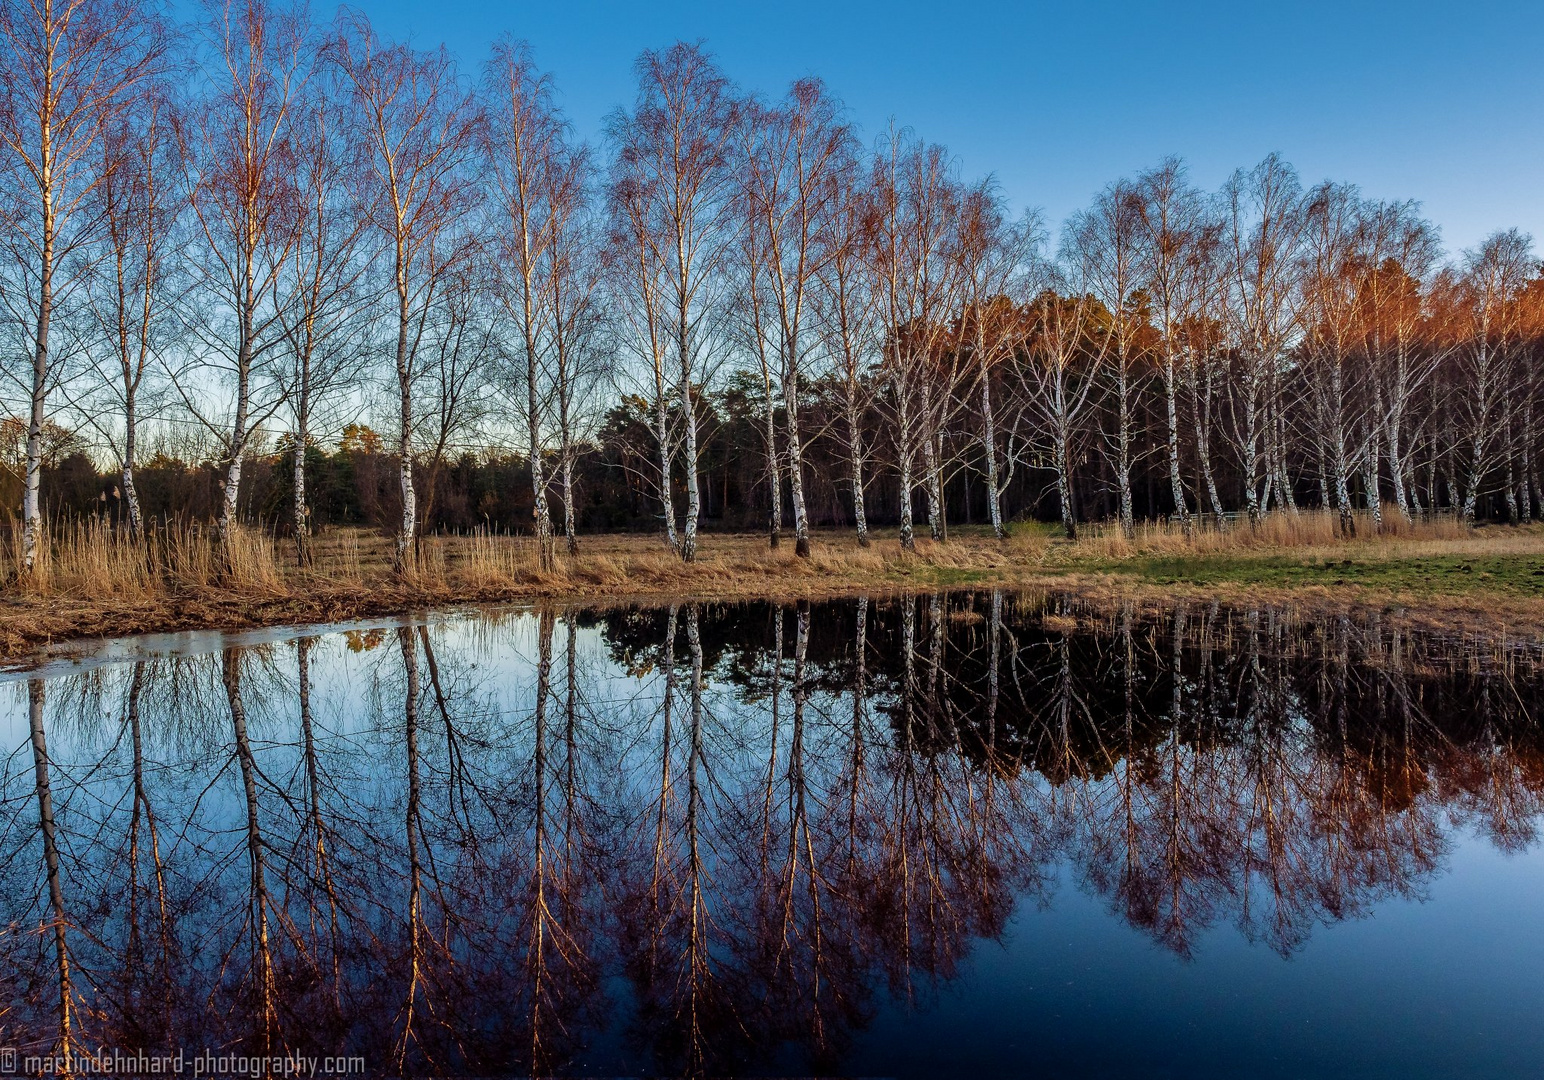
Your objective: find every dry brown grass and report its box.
[1,511,1541,660]
[7,519,288,600]
[1071,506,1472,560]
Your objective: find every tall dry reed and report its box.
[1076,507,1470,559]
[2,516,284,597]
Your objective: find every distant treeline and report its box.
[7,387,1242,537]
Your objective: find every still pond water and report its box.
[3,592,1543,1078]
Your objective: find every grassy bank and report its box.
[1059,513,1544,599]
[3,510,1543,659]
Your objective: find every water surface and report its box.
[3,592,1542,1078]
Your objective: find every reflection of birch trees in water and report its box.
[2,593,1543,1074]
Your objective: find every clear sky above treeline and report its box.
[204,0,1544,255]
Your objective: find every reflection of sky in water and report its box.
[854,839,1544,1078]
[2,596,1542,1078]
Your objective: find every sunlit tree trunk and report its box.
[979,357,1006,539]
[1364,425,1383,529]
[921,416,944,541]
[677,305,702,562]
[293,359,312,566]
[1191,353,1226,523]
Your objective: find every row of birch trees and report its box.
[4,0,1542,579]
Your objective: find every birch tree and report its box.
[867,129,962,549]
[1018,282,1104,539]
[954,180,1037,540]
[606,43,741,563]
[178,0,306,550]
[1221,154,1304,524]
[1452,229,1531,521]
[479,41,607,558]
[483,39,568,568]
[330,11,480,572]
[732,176,783,547]
[1352,200,1442,523]
[811,143,879,545]
[87,82,180,540]
[605,166,679,551]
[279,61,373,566]
[0,0,166,573]
[1133,158,1216,536]
[1299,181,1364,534]
[742,78,851,558]
[1067,178,1145,537]
[546,150,604,555]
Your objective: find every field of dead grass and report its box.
[2,508,1542,660]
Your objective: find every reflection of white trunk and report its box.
[987,591,1001,760]
[528,608,555,1066]
[396,627,426,1064]
[683,605,709,1070]
[30,678,73,1054]
[125,661,173,1020]
[224,648,276,1044]
[648,604,679,949]
[298,639,342,1010]
[846,596,869,870]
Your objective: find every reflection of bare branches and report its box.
[745,600,850,1064]
[521,607,600,1073]
[3,595,1543,1069]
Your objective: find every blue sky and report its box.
[340,0,1541,255]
